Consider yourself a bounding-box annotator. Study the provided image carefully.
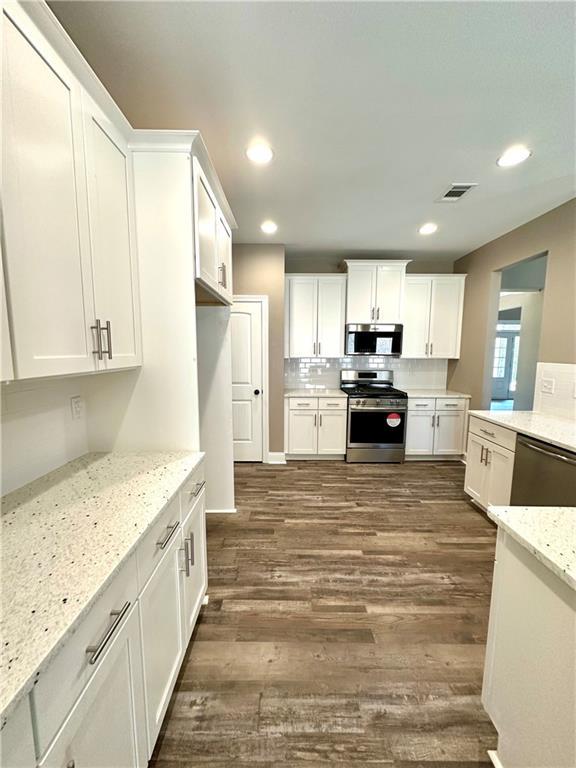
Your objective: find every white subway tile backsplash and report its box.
[285,357,448,391]
[533,362,576,420]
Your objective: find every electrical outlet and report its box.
[70,396,84,420]
[541,378,555,395]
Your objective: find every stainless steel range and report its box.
[340,370,408,463]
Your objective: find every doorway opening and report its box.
[490,254,547,411]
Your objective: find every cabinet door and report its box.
[346,266,376,324]
[2,8,96,378]
[405,411,435,455]
[318,410,347,454]
[288,277,318,357]
[139,527,184,756]
[216,212,233,304]
[434,411,465,455]
[375,264,405,323]
[288,410,318,454]
[83,94,142,370]
[193,158,218,290]
[464,433,487,504]
[484,443,515,507]
[1,245,14,382]
[402,277,431,358]
[181,489,208,643]
[0,696,36,768]
[428,277,465,359]
[39,605,147,768]
[317,277,346,357]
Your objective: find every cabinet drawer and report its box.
[289,397,318,410]
[180,462,205,519]
[408,398,435,411]
[136,495,181,590]
[33,554,138,755]
[469,416,516,452]
[436,397,466,411]
[318,397,347,410]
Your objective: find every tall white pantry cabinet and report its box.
[2,3,142,380]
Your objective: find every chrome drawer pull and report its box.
[156,521,179,550]
[86,601,130,665]
[414,404,428,407]
[91,319,103,360]
[188,481,206,499]
[480,428,496,438]
[444,403,458,407]
[188,533,195,567]
[104,320,112,360]
[180,540,191,577]
[296,402,310,407]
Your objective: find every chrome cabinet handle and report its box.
[318,341,321,355]
[523,441,576,466]
[91,319,103,360]
[297,402,310,407]
[425,342,429,356]
[188,533,195,566]
[327,402,339,407]
[103,320,112,359]
[218,264,225,286]
[222,263,227,288]
[480,428,496,438]
[445,404,458,407]
[436,415,440,427]
[188,480,205,499]
[431,415,435,427]
[485,449,491,466]
[430,342,433,355]
[156,521,179,550]
[480,445,485,464]
[180,541,190,577]
[319,414,323,427]
[377,307,380,320]
[86,601,130,665]
[314,414,317,427]
[415,404,428,408]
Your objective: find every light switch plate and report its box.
[541,378,555,394]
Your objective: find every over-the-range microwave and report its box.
[345,324,403,356]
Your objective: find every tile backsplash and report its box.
[284,357,448,390]
[533,362,576,420]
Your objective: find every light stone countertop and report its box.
[488,506,576,591]
[0,450,203,721]
[469,410,576,453]
[404,389,471,399]
[285,388,347,398]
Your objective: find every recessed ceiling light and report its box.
[497,144,531,168]
[419,222,438,235]
[246,141,274,165]
[261,220,278,235]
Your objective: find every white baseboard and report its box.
[206,507,237,514]
[487,750,505,768]
[266,452,286,464]
[405,455,464,462]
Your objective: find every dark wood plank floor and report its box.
[151,461,497,767]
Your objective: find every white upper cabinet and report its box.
[345,261,409,324]
[402,275,466,359]
[216,212,233,303]
[2,4,143,379]
[83,94,142,370]
[286,275,345,358]
[428,276,466,359]
[193,156,233,305]
[2,7,96,379]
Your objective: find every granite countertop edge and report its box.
[488,505,576,591]
[469,410,576,453]
[0,450,204,723]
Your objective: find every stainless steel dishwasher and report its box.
[510,434,576,506]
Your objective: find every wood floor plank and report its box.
[150,461,497,766]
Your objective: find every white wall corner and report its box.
[206,508,237,514]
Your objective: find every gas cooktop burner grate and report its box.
[341,385,408,399]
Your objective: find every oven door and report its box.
[345,324,403,356]
[347,406,406,448]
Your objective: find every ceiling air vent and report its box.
[438,183,478,202]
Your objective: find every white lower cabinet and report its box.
[405,398,467,457]
[318,410,347,455]
[464,422,516,509]
[39,604,147,768]
[288,410,318,454]
[180,488,208,643]
[138,523,184,756]
[0,697,36,768]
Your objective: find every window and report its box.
[510,335,520,392]
[493,336,508,378]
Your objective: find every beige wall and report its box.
[448,199,576,408]
[232,244,285,453]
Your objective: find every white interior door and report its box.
[231,300,264,461]
[317,277,346,357]
[402,278,432,358]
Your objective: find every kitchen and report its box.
[1,2,575,768]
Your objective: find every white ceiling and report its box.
[49,1,576,261]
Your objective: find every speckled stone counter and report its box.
[284,388,346,398]
[404,389,471,398]
[469,410,576,453]
[0,450,203,720]
[488,505,576,590]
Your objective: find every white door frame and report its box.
[232,295,270,463]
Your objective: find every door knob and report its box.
[254,389,260,395]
